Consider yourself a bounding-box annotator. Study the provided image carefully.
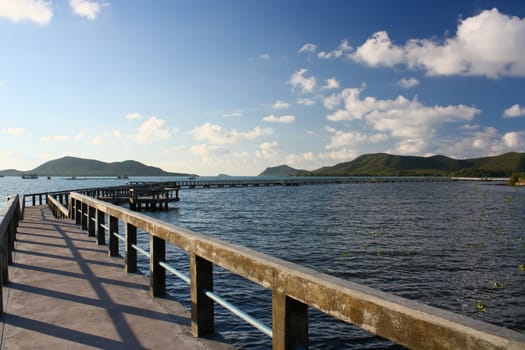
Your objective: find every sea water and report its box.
[1,177,524,349]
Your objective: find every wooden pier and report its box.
[0,199,232,349]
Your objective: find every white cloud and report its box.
[324,88,480,154]
[1,127,28,136]
[132,117,171,144]
[259,53,270,60]
[503,131,524,148]
[191,122,272,145]
[318,39,352,59]
[350,9,525,78]
[398,77,419,89]
[263,114,296,124]
[326,88,479,141]
[190,144,229,156]
[352,31,405,67]
[125,112,143,120]
[503,104,525,118]
[256,141,279,159]
[273,100,290,109]
[325,127,388,149]
[0,0,52,25]
[289,68,316,93]
[298,43,317,54]
[297,98,315,106]
[322,77,340,90]
[445,127,525,157]
[286,152,315,166]
[319,148,357,161]
[69,0,108,20]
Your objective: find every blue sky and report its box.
[0,0,524,175]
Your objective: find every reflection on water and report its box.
[2,177,524,349]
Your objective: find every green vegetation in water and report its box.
[342,252,350,258]
[476,301,487,312]
[519,264,525,271]
[376,251,382,257]
[508,173,524,186]
[493,282,505,289]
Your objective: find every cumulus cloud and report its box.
[273,100,290,109]
[324,88,481,153]
[290,68,316,93]
[325,127,387,149]
[0,0,53,25]
[503,131,524,148]
[350,9,525,78]
[446,127,525,157]
[503,104,525,118]
[256,141,279,159]
[322,77,340,90]
[190,144,229,156]
[263,114,296,124]
[398,77,419,89]
[132,117,171,143]
[318,39,352,59]
[298,43,317,54]
[125,112,143,120]
[69,0,108,20]
[191,122,272,145]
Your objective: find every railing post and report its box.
[68,196,73,219]
[150,236,165,297]
[109,215,119,257]
[7,219,15,265]
[125,223,137,273]
[1,232,9,286]
[74,199,81,225]
[81,202,88,231]
[190,254,214,337]
[88,206,96,237]
[272,290,308,350]
[96,210,105,245]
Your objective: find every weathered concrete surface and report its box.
[1,206,235,350]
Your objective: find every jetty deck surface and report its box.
[0,206,234,350]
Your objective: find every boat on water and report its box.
[117,175,129,179]
[21,174,38,179]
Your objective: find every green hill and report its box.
[259,164,311,176]
[0,156,190,177]
[312,152,525,177]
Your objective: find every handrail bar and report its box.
[67,192,525,350]
[203,288,273,338]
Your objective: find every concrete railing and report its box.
[64,192,525,350]
[0,194,20,314]
[47,195,70,219]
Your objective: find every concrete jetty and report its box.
[0,206,234,350]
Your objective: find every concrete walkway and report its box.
[1,206,235,350]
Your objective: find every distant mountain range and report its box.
[0,156,190,177]
[258,165,311,177]
[259,152,525,177]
